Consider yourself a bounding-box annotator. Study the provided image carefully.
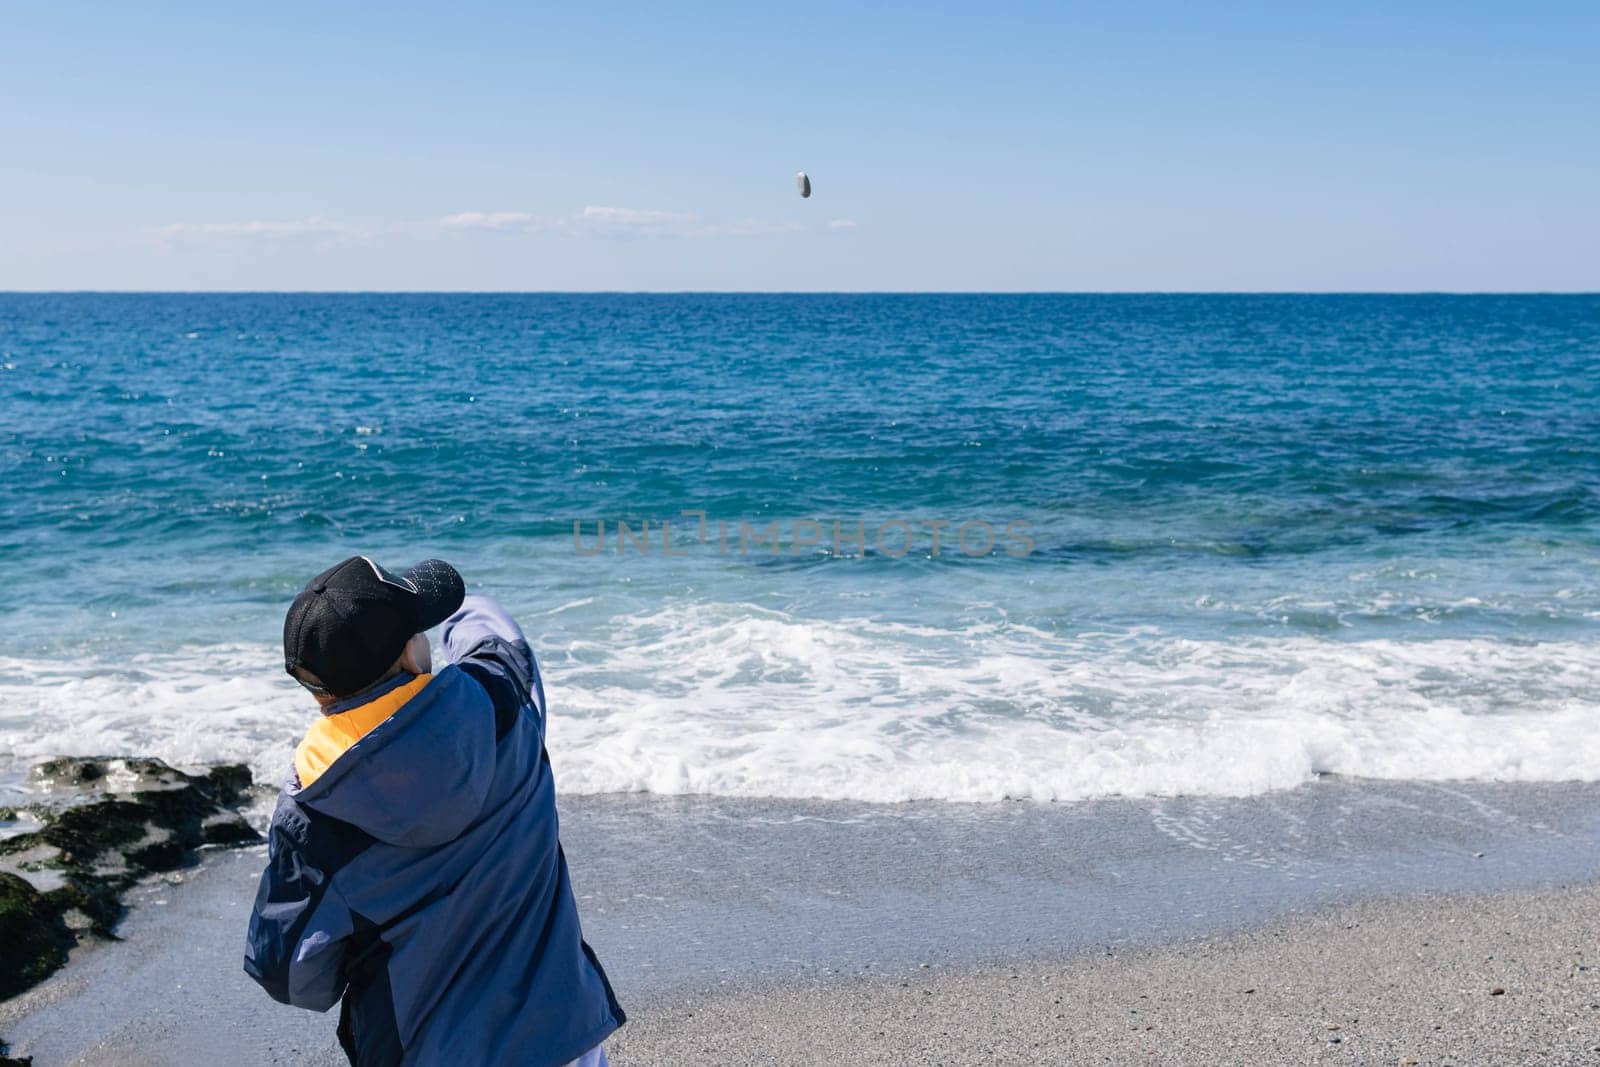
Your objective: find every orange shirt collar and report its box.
[295,672,434,788]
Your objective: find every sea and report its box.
[2,293,1598,806]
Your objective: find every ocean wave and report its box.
[2,607,1598,805]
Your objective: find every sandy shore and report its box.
[610,884,1600,1066]
[4,778,1600,1064]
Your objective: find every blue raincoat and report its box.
[245,595,624,1066]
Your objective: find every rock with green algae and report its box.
[0,756,261,1006]
[0,871,67,1001]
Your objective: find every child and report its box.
[245,556,623,1066]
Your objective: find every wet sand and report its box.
[4,777,1599,1064]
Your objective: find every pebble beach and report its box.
[611,884,1600,1066]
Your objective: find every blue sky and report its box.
[3,2,1596,291]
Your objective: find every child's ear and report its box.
[399,632,432,675]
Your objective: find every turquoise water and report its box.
[3,294,1598,801]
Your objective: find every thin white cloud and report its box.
[436,205,705,238]
[156,216,359,239]
[827,218,859,230]
[578,206,800,239]
[438,211,538,231]
[693,218,805,238]
[578,205,700,236]
[580,205,695,226]
[158,207,814,244]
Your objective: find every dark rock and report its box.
[32,757,107,786]
[38,799,149,865]
[127,836,188,872]
[0,872,69,1000]
[206,763,254,803]
[202,813,260,846]
[0,757,261,1004]
[45,878,123,939]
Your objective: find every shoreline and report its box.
[4,776,1600,1063]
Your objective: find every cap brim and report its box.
[401,559,466,630]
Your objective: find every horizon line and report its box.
[3,289,1598,297]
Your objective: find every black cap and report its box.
[284,556,465,698]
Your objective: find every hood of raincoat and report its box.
[288,667,497,849]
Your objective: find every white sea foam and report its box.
[2,605,1598,805]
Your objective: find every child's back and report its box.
[246,559,623,1067]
